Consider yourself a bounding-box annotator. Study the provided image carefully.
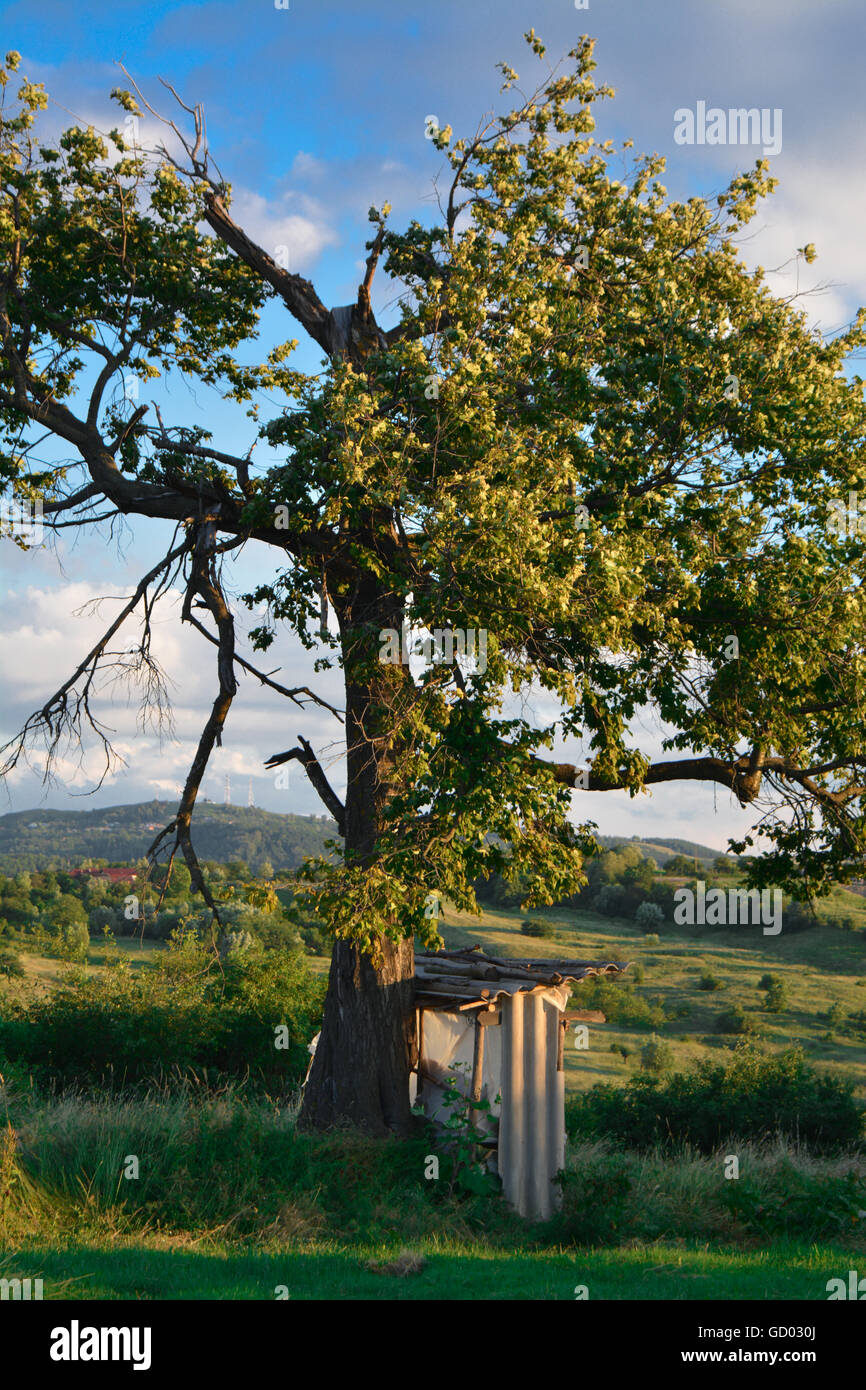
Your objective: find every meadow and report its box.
[1,878,864,1300]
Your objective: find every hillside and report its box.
[597,834,723,866]
[0,801,336,874]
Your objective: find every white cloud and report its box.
[226,188,339,271]
[737,151,866,334]
[0,579,345,813]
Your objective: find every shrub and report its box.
[520,919,556,939]
[571,975,666,1030]
[554,1154,633,1245]
[0,949,24,979]
[635,901,664,933]
[725,1165,866,1243]
[565,1045,864,1152]
[764,978,789,1013]
[698,972,724,991]
[593,884,628,918]
[716,1005,754,1034]
[58,922,89,963]
[0,931,325,1090]
[758,972,781,990]
[640,1036,674,1074]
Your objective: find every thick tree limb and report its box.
[540,749,866,808]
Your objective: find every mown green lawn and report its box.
[4,1239,853,1301]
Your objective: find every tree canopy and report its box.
[3,32,866,1126]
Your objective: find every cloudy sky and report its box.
[1,0,863,851]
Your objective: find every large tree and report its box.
[2,35,866,1134]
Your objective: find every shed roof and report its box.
[414,944,629,1011]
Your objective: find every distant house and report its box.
[413,946,629,1220]
[69,866,138,884]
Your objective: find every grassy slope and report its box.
[3,890,865,1300]
[437,899,866,1101]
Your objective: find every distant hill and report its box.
[597,834,725,866]
[0,804,729,877]
[0,801,336,875]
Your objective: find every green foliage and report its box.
[640,1036,675,1074]
[0,930,325,1088]
[572,975,666,1029]
[565,1045,864,1152]
[520,918,556,938]
[698,971,725,991]
[716,1004,756,1034]
[57,922,89,963]
[0,948,24,979]
[725,1166,866,1243]
[554,1154,633,1245]
[415,1068,501,1198]
[764,978,789,1013]
[635,901,664,933]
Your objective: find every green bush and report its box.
[640,1036,674,1074]
[635,901,664,933]
[698,972,724,991]
[592,884,628,918]
[565,1045,864,1153]
[520,919,556,939]
[571,976,666,1030]
[0,929,326,1090]
[725,1165,865,1242]
[716,1005,755,1034]
[554,1154,633,1245]
[0,948,24,979]
[764,978,789,1013]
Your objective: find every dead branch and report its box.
[264,735,346,835]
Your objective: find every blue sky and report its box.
[1,0,864,850]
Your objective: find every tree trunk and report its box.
[299,935,416,1135]
[298,573,417,1135]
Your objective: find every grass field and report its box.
[436,899,866,1101]
[2,890,864,1299]
[3,1239,852,1301]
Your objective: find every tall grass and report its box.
[2,1078,864,1254]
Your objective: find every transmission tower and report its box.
[248,778,254,808]
[224,773,231,806]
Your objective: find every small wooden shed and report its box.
[412,946,629,1220]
